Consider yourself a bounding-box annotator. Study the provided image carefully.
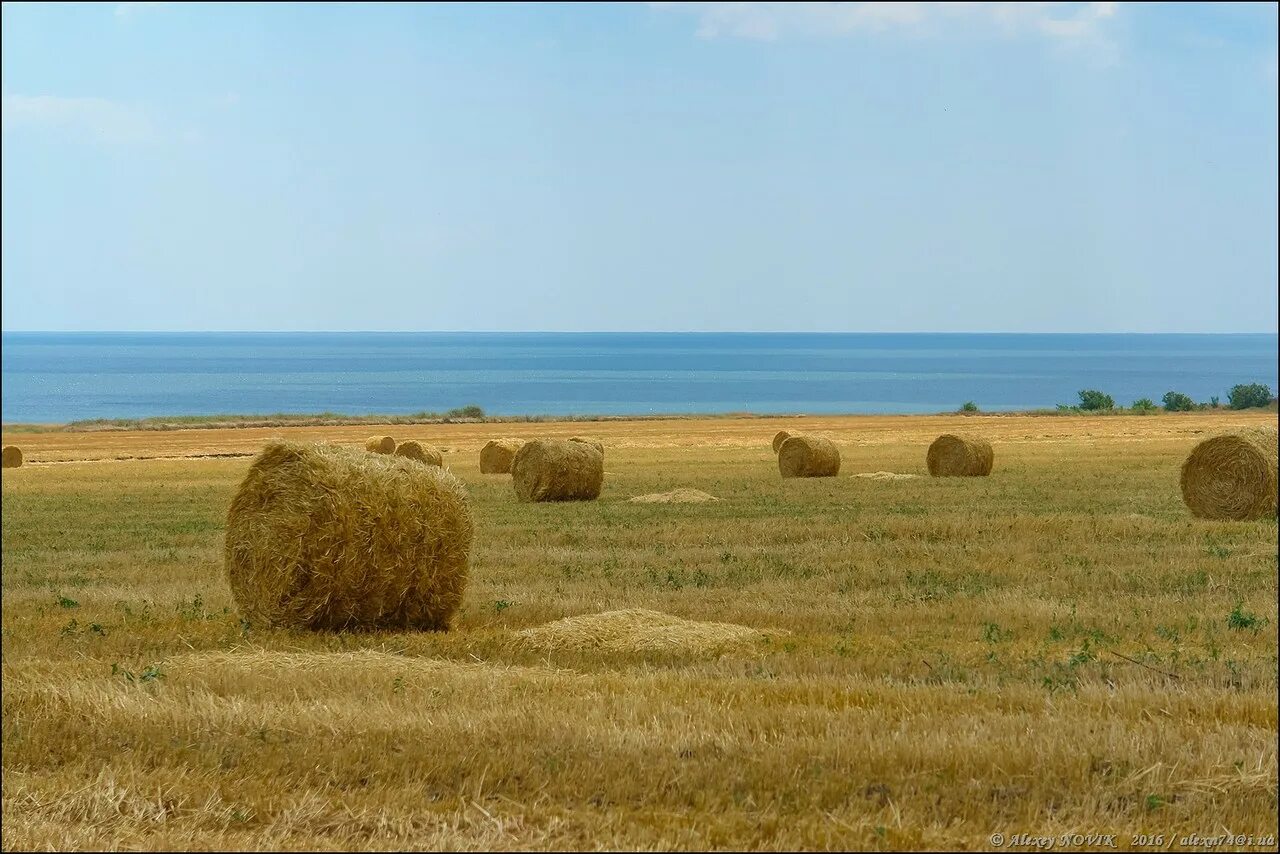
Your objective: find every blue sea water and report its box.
[1,332,1276,424]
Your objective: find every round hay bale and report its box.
[926,434,994,477]
[364,435,395,455]
[1,446,22,468]
[394,440,442,467]
[224,441,473,631]
[771,431,791,453]
[778,435,840,478]
[511,438,603,502]
[1180,427,1277,521]
[479,438,524,474]
[569,436,604,457]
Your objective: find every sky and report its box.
[1,2,1276,333]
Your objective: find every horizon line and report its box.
[2,329,1278,336]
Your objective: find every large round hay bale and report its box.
[771,431,791,453]
[224,441,473,631]
[395,440,442,467]
[569,436,604,457]
[1,446,22,468]
[926,434,994,477]
[364,435,395,454]
[778,435,840,478]
[479,438,524,474]
[1180,427,1277,521]
[512,438,603,502]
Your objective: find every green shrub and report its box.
[1227,383,1274,410]
[1161,391,1194,412]
[1077,389,1114,411]
[445,404,486,420]
[1131,398,1157,413]
[959,401,979,413]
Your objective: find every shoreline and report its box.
[2,403,1275,434]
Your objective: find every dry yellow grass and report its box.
[2,412,1277,850]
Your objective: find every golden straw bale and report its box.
[479,439,524,474]
[1,446,22,468]
[926,434,994,477]
[224,441,473,631]
[364,435,395,454]
[569,436,604,457]
[515,609,774,655]
[771,431,791,453]
[511,438,603,502]
[394,440,443,467]
[777,435,840,478]
[1180,427,1277,520]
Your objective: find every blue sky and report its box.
[2,2,1276,332]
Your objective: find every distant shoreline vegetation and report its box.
[2,386,1276,433]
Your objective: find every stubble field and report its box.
[2,412,1277,851]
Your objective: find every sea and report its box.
[1,332,1276,425]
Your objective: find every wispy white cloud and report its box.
[651,2,1118,44]
[1,94,155,143]
[114,2,169,17]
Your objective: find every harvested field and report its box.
[1,411,1276,850]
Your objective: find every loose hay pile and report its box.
[365,435,396,455]
[778,435,841,478]
[395,440,443,467]
[479,439,524,474]
[1,446,22,468]
[224,441,473,631]
[1180,427,1278,521]
[926,434,994,477]
[771,431,791,453]
[853,471,920,481]
[628,488,720,503]
[512,438,603,502]
[515,609,772,655]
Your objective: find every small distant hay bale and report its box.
[479,439,524,474]
[778,435,840,478]
[511,439,603,502]
[364,435,395,454]
[771,431,791,453]
[395,440,443,467]
[224,441,473,631]
[1,446,22,468]
[569,436,604,457]
[1180,427,1277,521]
[515,609,774,655]
[926,434,994,477]
[628,488,720,504]
[853,471,920,481]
